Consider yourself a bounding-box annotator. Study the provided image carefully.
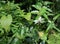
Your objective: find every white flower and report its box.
[34,17,45,24]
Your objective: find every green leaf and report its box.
[53,14,60,21]
[32,2,42,10]
[31,10,39,14]
[11,38,21,44]
[46,21,54,32]
[47,33,60,44]
[53,26,60,32]
[0,15,12,32]
[44,1,53,5]
[42,14,49,20]
[0,28,4,36]
[23,12,31,21]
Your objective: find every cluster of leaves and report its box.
[0,0,60,44]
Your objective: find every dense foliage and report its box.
[0,0,60,44]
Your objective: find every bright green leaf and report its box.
[24,12,31,21]
[0,15,12,32]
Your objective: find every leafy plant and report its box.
[0,0,60,44]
